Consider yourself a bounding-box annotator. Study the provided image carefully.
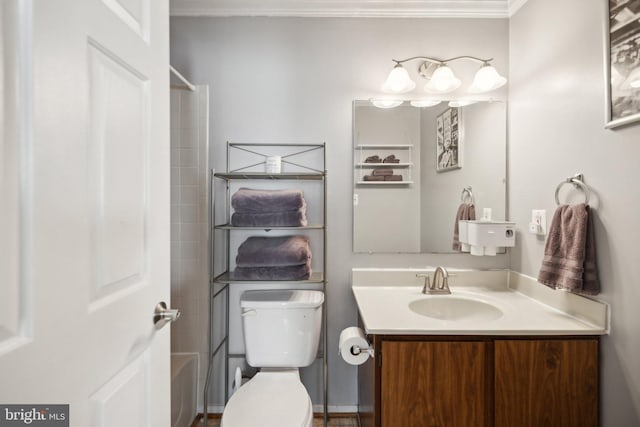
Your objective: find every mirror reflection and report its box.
[353,100,506,253]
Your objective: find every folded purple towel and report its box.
[372,169,394,176]
[231,209,308,227]
[232,188,305,213]
[384,175,403,181]
[365,155,382,163]
[236,235,311,267]
[383,154,401,163]
[363,175,385,181]
[231,262,312,281]
[537,204,600,295]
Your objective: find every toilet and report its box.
[221,289,324,427]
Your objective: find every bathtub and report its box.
[171,353,198,427]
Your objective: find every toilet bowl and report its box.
[221,369,312,427]
[221,290,323,427]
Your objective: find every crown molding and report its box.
[170,0,514,18]
[508,0,529,16]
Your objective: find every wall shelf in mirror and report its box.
[354,144,414,186]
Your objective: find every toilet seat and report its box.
[221,369,313,427]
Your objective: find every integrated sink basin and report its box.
[409,297,504,321]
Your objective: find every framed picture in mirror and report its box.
[605,0,640,128]
[436,107,462,171]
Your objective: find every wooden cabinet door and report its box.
[495,339,599,427]
[381,340,491,427]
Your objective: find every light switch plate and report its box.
[531,209,547,235]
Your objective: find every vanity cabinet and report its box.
[382,339,492,427]
[358,335,599,427]
[494,339,599,427]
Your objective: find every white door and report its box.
[0,0,171,425]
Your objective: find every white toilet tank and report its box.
[240,290,324,368]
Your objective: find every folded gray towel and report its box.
[372,169,394,176]
[236,235,311,267]
[452,203,476,251]
[231,262,312,281]
[537,204,600,295]
[231,209,308,227]
[383,154,400,163]
[364,155,382,163]
[231,188,305,213]
[363,175,385,181]
[384,175,403,181]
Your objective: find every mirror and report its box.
[353,100,506,253]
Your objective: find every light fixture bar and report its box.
[392,55,494,66]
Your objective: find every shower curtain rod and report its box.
[169,65,195,91]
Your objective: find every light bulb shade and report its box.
[469,64,507,93]
[448,99,478,107]
[410,99,442,108]
[381,65,416,94]
[424,65,461,94]
[370,98,404,109]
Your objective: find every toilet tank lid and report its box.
[240,290,324,309]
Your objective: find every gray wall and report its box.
[509,0,640,425]
[170,16,510,410]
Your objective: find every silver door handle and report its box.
[154,301,181,329]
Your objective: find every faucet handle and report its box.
[416,273,431,293]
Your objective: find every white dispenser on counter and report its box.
[459,220,515,256]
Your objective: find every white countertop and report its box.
[352,269,608,336]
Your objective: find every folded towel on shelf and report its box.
[537,204,600,295]
[452,203,476,251]
[372,168,394,176]
[384,175,403,181]
[383,154,400,163]
[231,262,312,281]
[236,235,312,267]
[231,188,305,213]
[231,209,308,227]
[363,175,385,181]
[364,155,382,163]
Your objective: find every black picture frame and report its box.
[436,107,462,172]
[606,0,640,128]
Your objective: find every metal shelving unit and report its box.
[203,143,328,426]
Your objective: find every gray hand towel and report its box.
[537,204,600,295]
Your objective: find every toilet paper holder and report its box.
[348,344,374,358]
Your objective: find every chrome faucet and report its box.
[417,266,452,295]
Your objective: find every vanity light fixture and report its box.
[409,99,442,108]
[369,98,404,109]
[382,56,507,95]
[448,99,479,107]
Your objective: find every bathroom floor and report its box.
[199,415,359,426]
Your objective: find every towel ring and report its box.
[461,186,474,205]
[555,174,590,206]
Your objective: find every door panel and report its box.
[88,40,149,303]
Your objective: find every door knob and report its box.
[154,301,181,329]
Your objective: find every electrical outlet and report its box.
[530,209,547,235]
